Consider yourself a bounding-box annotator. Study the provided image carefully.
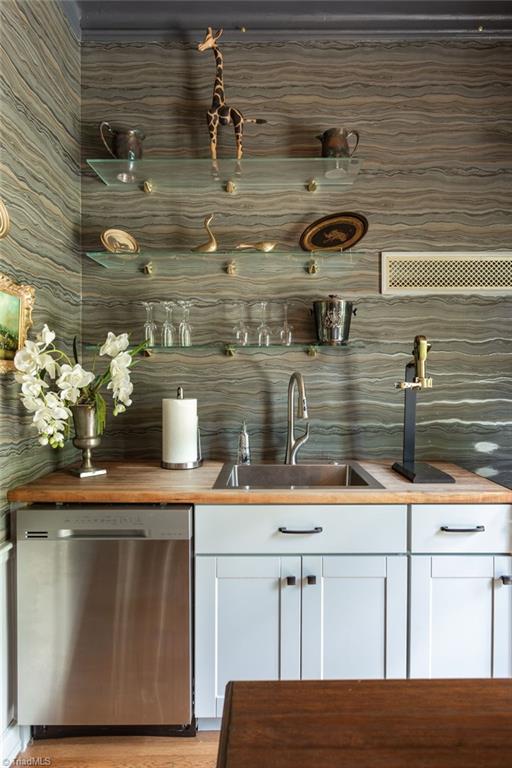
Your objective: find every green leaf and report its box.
[94,391,107,435]
[73,336,79,365]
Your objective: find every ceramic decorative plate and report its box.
[100,228,140,254]
[299,212,368,252]
[0,198,10,239]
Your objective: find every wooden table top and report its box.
[8,459,512,505]
[217,679,512,768]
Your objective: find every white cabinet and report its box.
[195,555,301,718]
[196,504,407,555]
[302,555,407,680]
[410,504,512,554]
[195,552,407,718]
[195,502,512,723]
[410,555,512,678]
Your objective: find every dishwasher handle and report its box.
[57,529,148,539]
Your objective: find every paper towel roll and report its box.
[162,397,199,466]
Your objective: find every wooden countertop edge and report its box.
[8,487,512,505]
[8,460,512,505]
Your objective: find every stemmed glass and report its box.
[178,300,193,347]
[257,301,271,347]
[142,301,157,347]
[161,301,177,347]
[279,301,293,346]
[233,301,249,346]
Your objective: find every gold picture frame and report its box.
[0,273,35,373]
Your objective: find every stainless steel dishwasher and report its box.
[16,505,193,730]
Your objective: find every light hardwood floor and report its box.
[21,732,219,768]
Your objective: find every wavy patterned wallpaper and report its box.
[0,0,80,529]
[81,38,512,485]
[80,39,512,486]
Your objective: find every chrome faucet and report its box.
[285,372,310,465]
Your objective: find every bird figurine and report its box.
[235,241,279,253]
[193,214,218,253]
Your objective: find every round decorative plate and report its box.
[0,198,11,239]
[100,228,140,254]
[299,212,368,252]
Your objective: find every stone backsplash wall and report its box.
[0,0,80,529]
[80,39,512,483]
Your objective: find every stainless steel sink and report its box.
[213,462,383,490]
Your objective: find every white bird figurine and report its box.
[193,214,218,252]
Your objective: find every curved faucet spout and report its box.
[285,372,310,465]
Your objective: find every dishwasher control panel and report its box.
[17,504,192,540]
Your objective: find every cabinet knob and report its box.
[306,575,317,585]
[286,576,297,586]
[500,575,512,586]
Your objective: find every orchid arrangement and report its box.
[14,326,145,448]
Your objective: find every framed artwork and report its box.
[0,273,35,373]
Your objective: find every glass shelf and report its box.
[84,249,372,272]
[84,341,365,357]
[86,156,363,193]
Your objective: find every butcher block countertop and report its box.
[8,459,512,504]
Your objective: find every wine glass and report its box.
[161,301,177,347]
[279,301,293,346]
[257,301,271,347]
[178,300,193,347]
[142,301,157,347]
[233,302,249,346]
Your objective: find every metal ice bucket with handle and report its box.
[313,295,357,345]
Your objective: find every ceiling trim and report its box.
[62,1,512,42]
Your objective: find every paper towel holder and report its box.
[161,387,203,470]
[161,428,202,470]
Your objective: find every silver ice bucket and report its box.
[313,295,357,345]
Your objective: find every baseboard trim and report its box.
[197,717,221,731]
[1,722,27,766]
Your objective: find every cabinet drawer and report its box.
[411,505,512,554]
[195,505,407,554]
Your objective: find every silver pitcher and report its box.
[70,404,107,478]
[313,295,357,345]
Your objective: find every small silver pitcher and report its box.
[70,404,107,478]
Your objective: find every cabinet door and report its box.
[195,555,301,718]
[302,555,407,680]
[410,555,512,678]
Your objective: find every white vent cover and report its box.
[381,251,512,295]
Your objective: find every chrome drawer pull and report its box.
[440,525,485,533]
[501,576,512,586]
[278,526,323,535]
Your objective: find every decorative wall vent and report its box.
[381,252,512,295]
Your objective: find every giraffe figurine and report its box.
[197,27,266,161]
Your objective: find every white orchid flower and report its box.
[39,352,59,379]
[36,324,56,349]
[21,394,45,413]
[110,351,132,375]
[16,325,137,449]
[14,340,45,375]
[15,372,48,398]
[56,364,95,404]
[100,332,130,358]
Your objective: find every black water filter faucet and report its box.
[392,335,454,484]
